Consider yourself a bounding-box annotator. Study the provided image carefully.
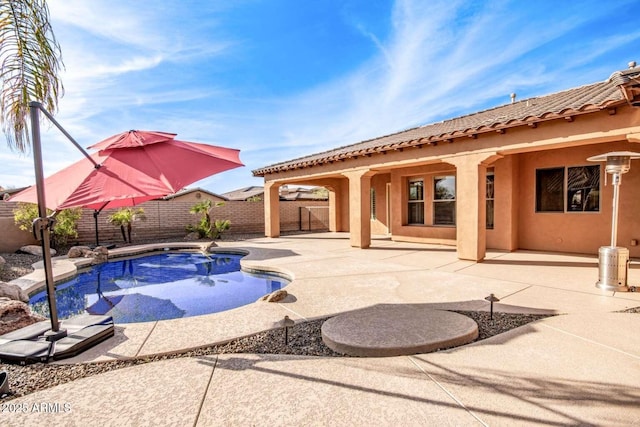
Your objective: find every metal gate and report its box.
[299,206,330,231]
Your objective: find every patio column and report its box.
[328,187,338,232]
[448,153,500,261]
[322,178,345,232]
[264,181,280,238]
[343,169,373,248]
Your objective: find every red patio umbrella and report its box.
[11,130,243,244]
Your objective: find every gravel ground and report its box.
[1,248,638,403]
[0,312,552,402]
[0,252,40,282]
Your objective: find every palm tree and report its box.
[107,208,146,244]
[0,0,63,152]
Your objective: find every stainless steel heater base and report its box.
[596,246,630,292]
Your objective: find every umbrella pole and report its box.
[29,102,66,339]
[94,210,100,247]
[93,203,108,247]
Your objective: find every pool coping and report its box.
[12,241,292,297]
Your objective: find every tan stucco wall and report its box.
[486,155,519,251]
[259,105,640,258]
[370,174,390,235]
[517,140,640,257]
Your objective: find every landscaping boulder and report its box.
[260,289,288,302]
[184,232,200,241]
[19,245,56,257]
[90,246,109,264]
[67,246,93,258]
[0,281,29,303]
[0,298,46,336]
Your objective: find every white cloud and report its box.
[256,0,639,168]
[2,0,637,193]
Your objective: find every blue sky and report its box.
[1,0,639,194]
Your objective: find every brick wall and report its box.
[0,202,15,218]
[0,199,328,250]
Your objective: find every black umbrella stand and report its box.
[93,202,109,247]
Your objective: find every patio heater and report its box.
[587,151,640,292]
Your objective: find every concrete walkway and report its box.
[4,233,640,426]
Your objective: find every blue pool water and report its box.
[29,252,288,323]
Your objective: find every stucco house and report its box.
[253,64,640,261]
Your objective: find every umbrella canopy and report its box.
[11,130,243,211]
[88,130,178,150]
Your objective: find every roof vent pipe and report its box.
[629,61,637,69]
[510,93,516,104]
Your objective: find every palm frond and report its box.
[0,0,64,152]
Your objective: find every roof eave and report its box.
[252,101,625,177]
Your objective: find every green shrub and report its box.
[13,203,82,248]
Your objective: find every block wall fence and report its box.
[0,200,328,252]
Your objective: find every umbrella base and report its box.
[0,315,114,365]
[43,328,68,341]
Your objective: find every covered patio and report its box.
[254,65,640,262]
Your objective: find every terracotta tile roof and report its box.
[254,66,640,176]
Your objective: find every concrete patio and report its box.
[4,232,640,426]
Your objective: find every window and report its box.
[536,165,600,212]
[486,168,494,229]
[370,188,376,220]
[407,180,424,224]
[567,166,600,212]
[536,168,564,212]
[433,176,455,225]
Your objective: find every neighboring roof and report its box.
[254,65,640,176]
[222,185,329,201]
[222,186,264,201]
[280,186,328,201]
[163,188,228,201]
[280,192,327,201]
[1,187,28,200]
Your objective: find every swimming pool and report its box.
[28,252,289,324]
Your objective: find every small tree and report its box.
[13,202,82,248]
[187,199,229,239]
[107,207,146,243]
